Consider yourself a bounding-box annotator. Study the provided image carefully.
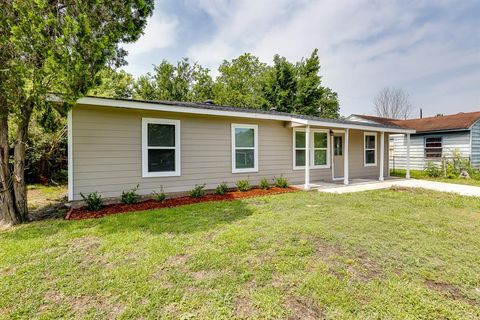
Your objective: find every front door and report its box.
[332,134,344,180]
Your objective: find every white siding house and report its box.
[349,112,480,171]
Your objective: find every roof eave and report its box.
[76,97,415,134]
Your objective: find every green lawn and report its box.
[1,189,480,319]
[391,169,480,187]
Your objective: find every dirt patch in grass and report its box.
[68,187,298,220]
[285,296,324,320]
[425,280,477,306]
[234,295,258,318]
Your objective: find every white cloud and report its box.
[123,11,179,56]
[126,0,480,116]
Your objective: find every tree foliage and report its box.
[88,68,135,99]
[133,58,214,102]
[0,0,154,224]
[214,53,268,108]
[374,87,413,119]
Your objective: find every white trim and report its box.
[293,128,330,170]
[379,132,385,181]
[364,132,377,167]
[142,118,181,177]
[305,125,310,189]
[76,97,415,134]
[231,123,258,173]
[344,129,349,185]
[67,110,73,201]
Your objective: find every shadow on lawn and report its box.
[1,198,255,240]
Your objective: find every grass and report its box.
[27,184,68,212]
[391,169,480,187]
[1,189,480,319]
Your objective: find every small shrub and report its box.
[121,184,139,204]
[189,183,206,198]
[153,186,166,202]
[215,182,229,195]
[259,177,270,190]
[80,191,103,211]
[273,175,289,188]
[236,179,251,192]
[424,162,442,178]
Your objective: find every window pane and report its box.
[334,136,342,156]
[148,124,175,147]
[365,135,376,149]
[235,149,255,169]
[148,149,175,172]
[314,150,327,165]
[365,150,375,164]
[314,132,328,148]
[295,150,306,167]
[295,131,306,148]
[235,128,254,148]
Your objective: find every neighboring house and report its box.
[67,97,414,202]
[348,112,480,170]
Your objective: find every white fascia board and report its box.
[76,97,415,134]
[77,97,293,122]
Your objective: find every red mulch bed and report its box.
[66,187,298,220]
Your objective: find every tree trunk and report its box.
[0,99,33,225]
[0,102,21,224]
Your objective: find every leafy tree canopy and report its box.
[0,0,154,224]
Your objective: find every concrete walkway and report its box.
[318,179,480,197]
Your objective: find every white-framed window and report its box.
[231,124,258,173]
[425,137,443,158]
[293,128,330,170]
[142,118,181,177]
[364,132,377,166]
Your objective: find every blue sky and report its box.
[122,0,480,117]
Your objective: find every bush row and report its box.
[81,176,290,211]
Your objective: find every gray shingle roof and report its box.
[84,96,405,130]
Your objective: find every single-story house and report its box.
[67,97,414,202]
[348,111,480,170]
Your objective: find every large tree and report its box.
[261,55,297,113]
[214,53,268,108]
[374,87,413,119]
[134,58,214,102]
[295,49,339,118]
[88,68,136,99]
[0,0,153,225]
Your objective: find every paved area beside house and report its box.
[317,178,480,196]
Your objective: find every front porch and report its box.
[287,120,414,190]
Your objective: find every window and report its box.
[364,132,377,166]
[232,124,258,173]
[142,118,180,177]
[294,130,306,167]
[312,131,329,168]
[334,136,343,156]
[425,137,442,158]
[293,129,330,169]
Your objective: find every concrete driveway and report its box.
[318,179,480,197]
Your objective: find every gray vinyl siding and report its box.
[389,131,471,170]
[470,120,480,168]
[71,105,389,200]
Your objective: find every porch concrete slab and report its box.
[318,179,480,197]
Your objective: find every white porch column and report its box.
[406,133,411,179]
[304,125,311,189]
[304,125,311,190]
[344,128,349,185]
[379,132,385,181]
